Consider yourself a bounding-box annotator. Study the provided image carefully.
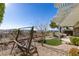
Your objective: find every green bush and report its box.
[68,48,79,56]
[70,37,79,46]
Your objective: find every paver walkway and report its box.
[35,42,78,56]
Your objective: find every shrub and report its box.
[68,48,79,56]
[70,37,79,46]
[37,39,46,43]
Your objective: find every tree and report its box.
[0,3,5,23]
[50,21,58,28]
[50,21,58,37]
[35,24,48,46]
[0,3,5,55]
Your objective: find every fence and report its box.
[0,26,39,56]
[0,26,69,56]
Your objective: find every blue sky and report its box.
[0,3,58,29]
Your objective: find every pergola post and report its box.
[58,26,62,39]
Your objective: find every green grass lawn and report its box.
[45,39,62,46]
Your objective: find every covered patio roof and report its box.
[53,4,79,28]
[59,5,79,27]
